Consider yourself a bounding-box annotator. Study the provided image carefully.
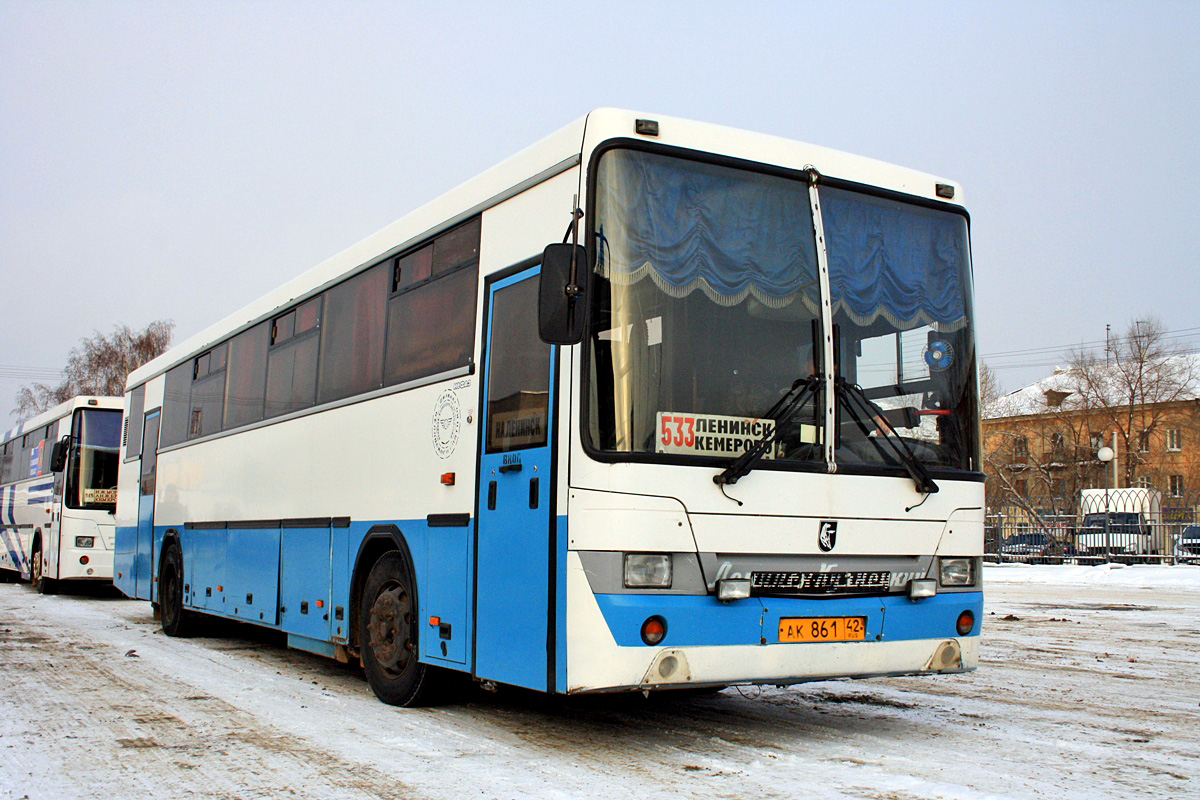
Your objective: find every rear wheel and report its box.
[359,551,441,707]
[31,541,55,595]
[159,542,196,636]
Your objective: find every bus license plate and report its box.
[778,616,867,643]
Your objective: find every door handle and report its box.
[498,462,523,474]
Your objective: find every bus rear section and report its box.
[1,397,123,590]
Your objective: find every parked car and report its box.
[1000,532,1053,557]
[1174,525,1200,564]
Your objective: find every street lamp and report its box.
[1098,446,1115,560]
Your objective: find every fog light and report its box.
[79,555,89,565]
[908,579,937,600]
[939,557,976,586]
[624,554,672,588]
[75,536,94,548]
[717,578,751,602]
[641,615,667,645]
[956,610,975,636]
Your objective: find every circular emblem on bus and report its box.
[432,390,462,459]
[924,340,954,371]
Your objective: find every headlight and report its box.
[939,557,976,587]
[624,553,672,588]
[75,536,95,548]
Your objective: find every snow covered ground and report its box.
[1,565,1197,800]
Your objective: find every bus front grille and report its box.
[751,570,891,595]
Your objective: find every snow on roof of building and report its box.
[985,353,1200,419]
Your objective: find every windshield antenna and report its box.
[718,482,743,507]
[905,492,931,513]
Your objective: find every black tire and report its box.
[159,542,196,637]
[31,541,56,595]
[359,551,441,707]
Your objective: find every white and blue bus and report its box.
[115,109,982,706]
[1,396,124,591]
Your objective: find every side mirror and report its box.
[538,243,588,345]
[50,435,70,473]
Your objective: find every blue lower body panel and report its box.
[593,591,983,648]
[119,518,477,675]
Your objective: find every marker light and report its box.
[908,579,937,600]
[939,558,976,587]
[717,578,752,602]
[635,118,660,137]
[441,472,455,486]
[641,616,667,645]
[956,610,975,636]
[624,554,672,588]
[79,556,89,565]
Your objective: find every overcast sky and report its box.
[2,1,1198,430]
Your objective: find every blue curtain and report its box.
[820,186,970,331]
[593,149,970,330]
[594,150,819,308]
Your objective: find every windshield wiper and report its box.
[837,378,939,495]
[713,376,822,487]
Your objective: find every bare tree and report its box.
[978,361,1001,411]
[13,320,174,420]
[1068,317,1199,488]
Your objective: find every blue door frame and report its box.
[135,411,159,601]
[474,265,557,691]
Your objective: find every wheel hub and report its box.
[367,585,412,673]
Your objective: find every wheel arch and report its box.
[349,525,417,654]
[157,528,182,602]
[30,527,42,582]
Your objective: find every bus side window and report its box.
[126,385,145,462]
[317,264,388,404]
[266,298,322,418]
[223,321,270,430]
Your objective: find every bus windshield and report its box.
[66,408,122,510]
[587,148,978,473]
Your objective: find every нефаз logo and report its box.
[818,520,837,552]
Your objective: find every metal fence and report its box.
[985,488,1200,564]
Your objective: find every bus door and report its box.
[135,411,160,601]
[475,266,556,691]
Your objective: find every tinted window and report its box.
[393,246,433,292]
[266,334,319,417]
[126,385,145,461]
[160,362,193,447]
[189,345,227,439]
[224,321,270,429]
[384,265,478,386]
[486,276,551,452]
[318,264,388,403]
[140,413,160,496]
[0,442,12,485]
[433,217,481,274]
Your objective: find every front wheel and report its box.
[159,542,196,636]
[359,551,441,707]
[31,542,55,595]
